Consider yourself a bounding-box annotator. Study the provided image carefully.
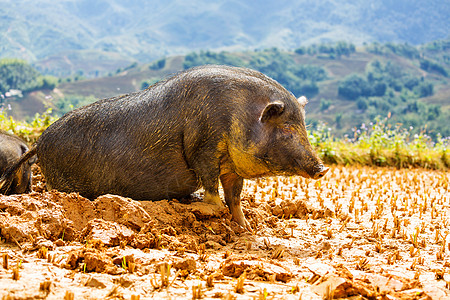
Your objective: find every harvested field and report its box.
[0,165,449,299]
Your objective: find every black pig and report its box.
[0,130,33,195]
[0,65,328,229]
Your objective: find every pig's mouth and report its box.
[295,159,329,180]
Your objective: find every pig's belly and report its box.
[133,168,201,200]
[43,150,201,201]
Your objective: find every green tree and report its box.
[419,59,448,77]
[338,74,368,100]
[140,78,160,90]
[150,59,166,70]
[372,82,387,97]
[0,59,40,94]
[297,81,319,98]
[320,99,331,111]
[335,113,342,129]
[54,95,97,116]
[356,98,368,111]
[40,76,58,90]
[416,82,434,97]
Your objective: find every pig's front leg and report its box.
[201,173,226,209]
[220,172,251,231]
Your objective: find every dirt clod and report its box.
[173,258,196,272]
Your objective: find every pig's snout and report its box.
[313,164,329,180]
[294,159,329,179]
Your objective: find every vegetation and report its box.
[334,58,449,140]
[311,116,449,170]
[294,41,356,58]
[1,39,449,157]
[0,108,56,143]
[366,42,421,59]
[419,59,448,77]
[0,59,58,95]
[338,60,435,100]
[183,48,327,98]
[150,59,166,70]
[1,110,447,170]
[53,95,98,117]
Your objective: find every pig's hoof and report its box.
[230,206,253,233]
[212,201,227,210]
[203,193,226,208]
[234,217,253,233]
[244,221,254,233]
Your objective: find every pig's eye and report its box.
[281,124,295,136]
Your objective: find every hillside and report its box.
[1,0,449,76]
[4,40,449,139]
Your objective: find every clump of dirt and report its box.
[0,165,449,299]
[0,191,239,252]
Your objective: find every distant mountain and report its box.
[1,0,449,76]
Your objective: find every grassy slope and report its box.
[35,50,135,78]
[57,57,185,98]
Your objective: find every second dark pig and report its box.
[0,130,33,195]
[1,65,329,229]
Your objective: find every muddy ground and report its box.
[0,165,449,299]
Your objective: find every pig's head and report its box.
[228,93,329,180]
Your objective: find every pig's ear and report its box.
[297,96,308,107]
[260,101,285,122]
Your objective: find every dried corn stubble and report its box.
[241,166,448,280]
[2,253,7,269]
[192,284,203,299]
[234,271,246,294]
[64,291,74,300]
[0,165,448,298]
